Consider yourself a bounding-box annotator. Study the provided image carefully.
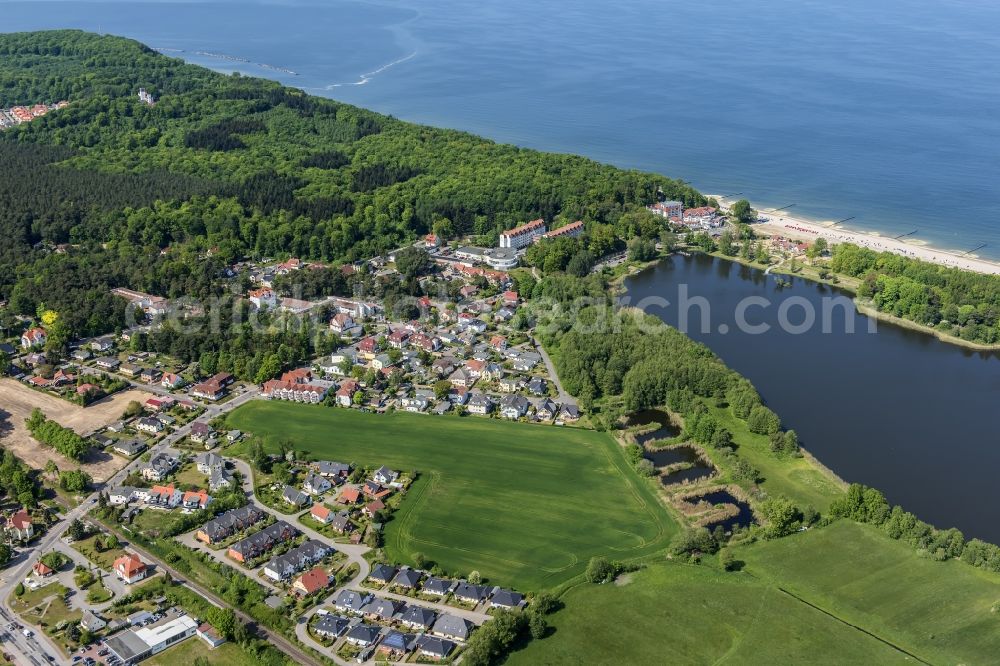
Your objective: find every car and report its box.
[21,629,32,638]
[72,658,82,663]
[98,649,109,656]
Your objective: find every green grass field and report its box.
[227,402,677,590]
[506,562,912,665]
[737,520,1000,664]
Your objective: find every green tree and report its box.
[730,199,755,224]
[585,556,615,583]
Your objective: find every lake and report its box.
[2,0,1000,257]
[625,253,1000,542]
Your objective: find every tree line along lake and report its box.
[624,253,1000,543]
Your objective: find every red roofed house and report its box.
[335,379,359,407]
[7,510,33,541]
[32,561,53,577]
[502,290,520,307]
[424,234,440,249]
[20,327,47,349]
[76,383,99,396]
[362,499,385,518]
[182,490,212,510]
[293,566,330,596]
[248,288,277,309]
[310,503,333,525]
[161,373,185,389]
[490,335,507,351]
[339,486,361,505]
[114,553,148,584]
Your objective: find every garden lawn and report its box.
[737,520,1000,665]
[145,636,259,665]
[506,562,911,665]
[227,402,677,591]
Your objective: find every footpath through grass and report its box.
[737,520,1000,665]
[227,401,677,590]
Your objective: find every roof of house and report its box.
[415,635,455,658]
[311,503,331,520]
[453,582,489,600]
[346,624,381,644]
[314,614,350,637]
[491,588,523,607]
[370,563,397,582]
[392,568,422,588]
[114,553,146,576]
[400,605,437,627]
[9,510,31,529]
[295,566,330,595]
[432,614,473,639]
[422,577,454,595]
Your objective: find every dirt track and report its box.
[0,378,154,482]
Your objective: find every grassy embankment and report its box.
[226,401,678,592]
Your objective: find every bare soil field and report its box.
[0,378,154,482]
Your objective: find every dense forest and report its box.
[0,30,707,345]
[830,243,1000,344]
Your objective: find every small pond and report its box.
[686,489,755,533]
[626,408,680,445]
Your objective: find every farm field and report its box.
[227,401,677,590]
[737,520,1000,665]
[506,562,911,665]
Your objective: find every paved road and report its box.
[0,387,258,666]
[531,336,576,407]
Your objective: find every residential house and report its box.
[227,521,299,563]
[500,395,530,420]
[432,614,473,642]
[482,362,504,382]
[303,473,332,495]
[146,484,182,508]
[378,630,415,658]
[400,605,437,631]
[313,615,350,640]
[310,503,334,525]
[108,486,139,505]
[467,393,494,415]
[139,367,162,383]
[400,395,429,413]
[190,422,214,443]
[448,368,474,388]
[536,398,558,421]
[362,597,401,622]
[136,416,164,434]
[281,485,310,508]
[141,453,178,482]
[119,363,142,378]
[32,561,53,578]
[339,486,362,505]
[414,635,456,661]
[368,563,397,586]
[527,376,548,396]
[161,373,185,389]
[362,499,385,518]
[195,452,224,475]
[498,375,524,393]
[144,396,175,412]
[248,287,277,309]
[387,329,410,349]
[512,352,541,372]
[335,379,359,407]
[113,553,149,584]
[209,467,235,492]
[71,348,93,362]
[344,624,381,648]
[80,611,108,633]
[431,357,456,377]
[316,461,351,479]
[91,336,115,352]
[20,327,46,349]
[490,588,523,609]
[329,312,355,335]
[373,466,398,485]
[329,513,354,534]
[181,490,212,510]
[448,386,469,405]
[7,511,33,541]
[263,539,332,581]
[113,440,146,457]
[293,567,331,598]
[559,404,581,421]
[453,583,490,605]
[391,568,422,590]
[421,577,455,597]
[334,589,372,615]
[94,356,121,370]
[196,505,265,544]
[502,290,520,307]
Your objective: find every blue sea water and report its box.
[3,0,1000,258]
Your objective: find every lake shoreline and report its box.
[710,195,1000,276]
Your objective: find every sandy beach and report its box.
[711,195,1000,275]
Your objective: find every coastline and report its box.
[711,195,1000,276]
